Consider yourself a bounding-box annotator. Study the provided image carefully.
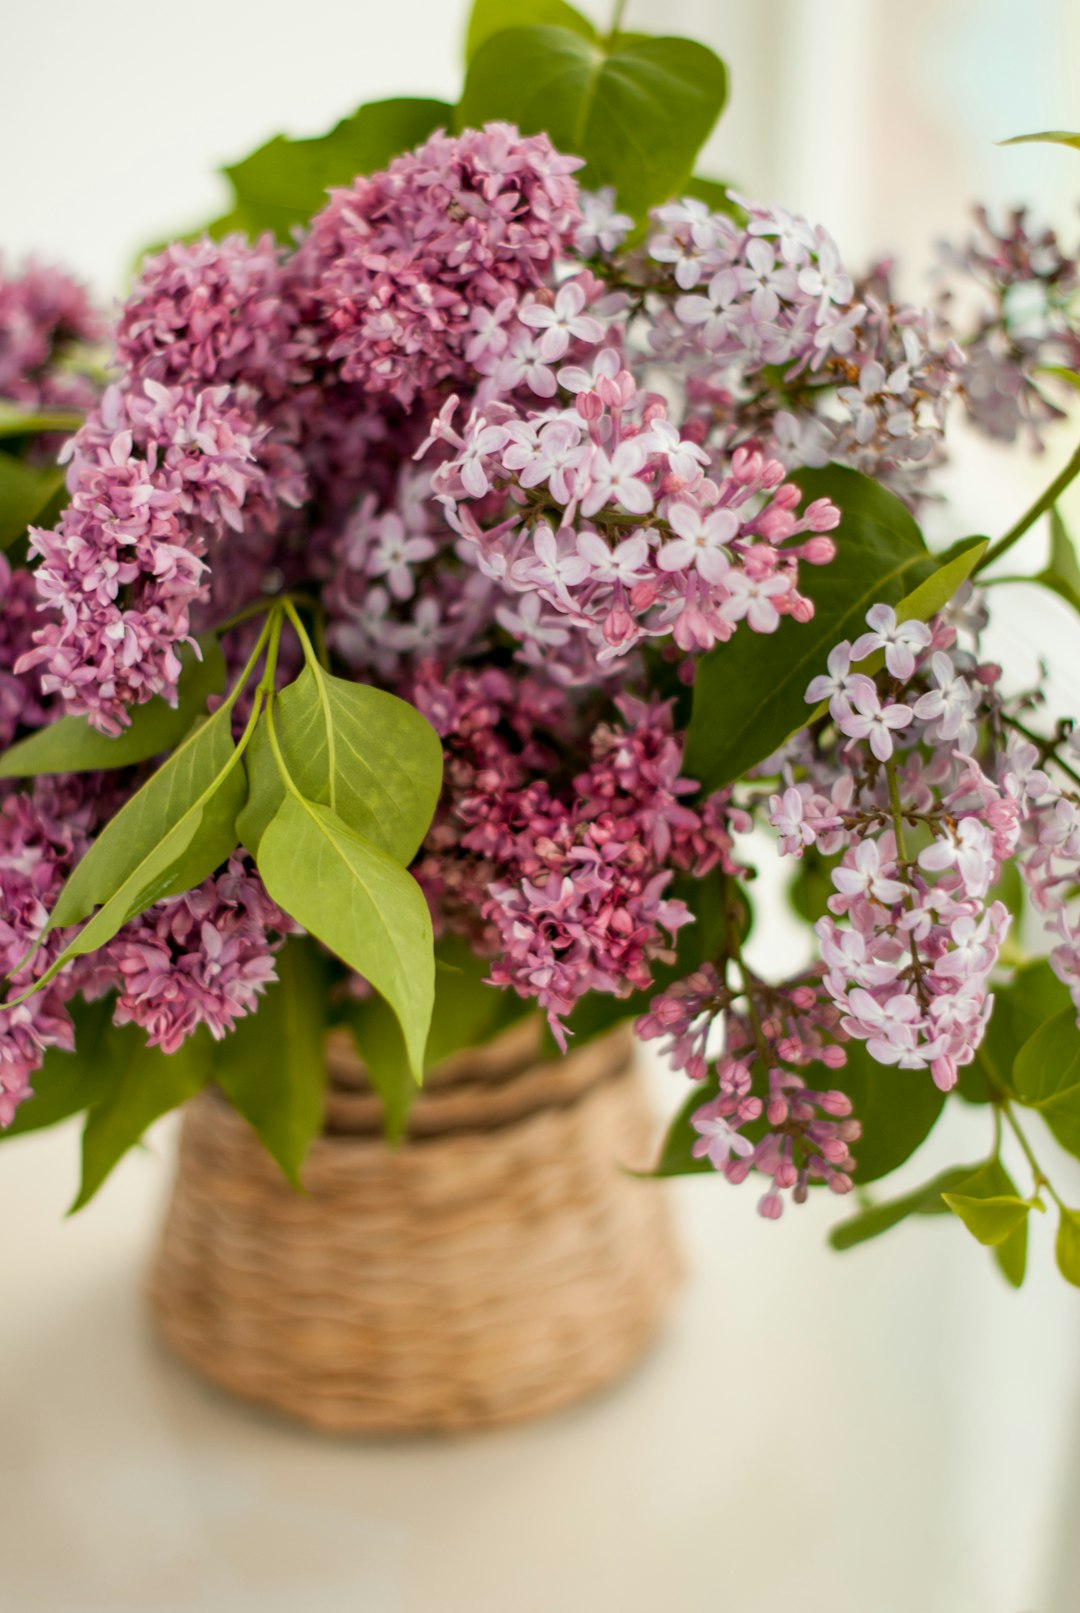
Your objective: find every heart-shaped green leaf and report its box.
[1056,1206,1080,1287]
[1000,129,1080,151]
[457,26,728,218]
[71,1026,212,1211]
[1012,1008,1080,1158]
[213,937,329,1185]
[941,1157,1030,1284]
[942,1191,1031,1247]
[464,0,594,62]
[1036,506,1080,615]
[237,665,442,864]
[829,1163,980,1251]
[255,795,434,1081]
[0,454,65,549]
[197,98,453,243]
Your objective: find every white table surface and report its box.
[2,1075,1079,1613]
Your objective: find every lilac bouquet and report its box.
[2,0,1079,1285]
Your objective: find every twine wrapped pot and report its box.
[149,1018,680,1434]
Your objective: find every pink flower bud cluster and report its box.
[769,601,1018,1091]
[636,965,859,1216]
[292,123,583,409]
[939,205,1080,446]
[411,668,743,1045]
[0,257,103,416]
[1004,730,1080,1023]
[422,371,839,673]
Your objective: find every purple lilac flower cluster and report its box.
[2,114,1078,1216]
[423,359,840,673]
[410,663,745,1046]
[939,206,1080,446]
[640,199,966,492]
[292,123,583,408]
[769,601,1022,1090]
[1007,729,1080,1019]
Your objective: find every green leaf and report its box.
[236,665,442,864]
[942,1191,1030,1246]
[942,1157,1029,1284]
[15,693,247,999]
[1000,129,1080,151]
[72,1026,211,1211]
[457,26,728,218]
[1036,505,1080,615]
[1055,1206,1080,1286]
[213,937,328,1184]
[0,404,83,439]
[686,467,946,790]
[344,934,530,1140]
[0,637,225,778]
[201,98,453,242]
[964,959,1072,1104]
[255,794,434,1081]
[684,175,746,221]
[829,1164,980,1251]
[828,1039,946,1185]
[464,0,594,61]
[0,453,65,548]
[0,998,115,1138]
[1012,1007,1080,1158]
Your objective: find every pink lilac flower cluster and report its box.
[1004,729,1080,1022]
[0,257,102,416]
[88,857,289,1053]
[324,464,498,680]
[411,669,744,1044]
[0,554,49,745]
[0,779,95,1123]
[0,759,289,1120]
[766,601,1019,1091]
[291,123,583,409]
[19,376,300,732]
[422,369,840,674]
[636,965,859,1216]
[641,198,965,489]
[939,206,1080,446]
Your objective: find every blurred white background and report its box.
[2,2,1080,1610]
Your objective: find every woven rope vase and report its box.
[149,1019,680,1434]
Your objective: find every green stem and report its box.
[884,757,908,863]
[606,0,628,41]
[1001,1098,1064,1209]
[264,687,306,807]
[979,439,1080,570]
[281,596,319,665]
[257,608,284,698]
